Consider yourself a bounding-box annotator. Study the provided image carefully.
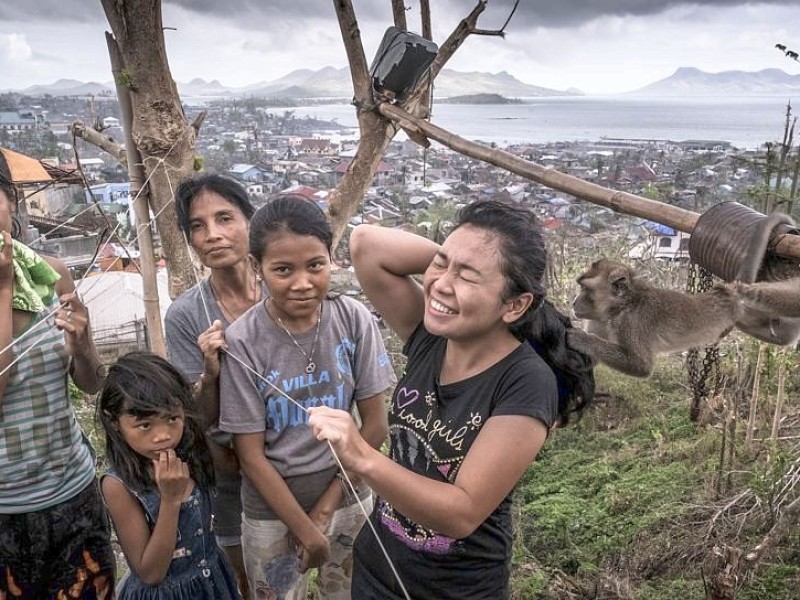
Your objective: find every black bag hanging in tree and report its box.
[369,26,438,102]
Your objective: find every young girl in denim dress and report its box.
[99,352,241,599]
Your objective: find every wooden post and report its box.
[746,344,764,447]
[770,356,786,440]
[106,32,166,357]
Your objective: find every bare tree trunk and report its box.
[100,0,197,299]
[703,545,742,600]
[327,0,495,246]
[391,0,407,30]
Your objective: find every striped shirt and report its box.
[0,298,95,513]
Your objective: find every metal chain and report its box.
[686,263,722,420]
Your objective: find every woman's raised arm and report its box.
[350,224,438,342]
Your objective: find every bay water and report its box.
[286,95,798,150]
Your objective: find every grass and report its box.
[509,357,800,599]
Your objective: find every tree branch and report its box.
[743,497,800,573]
[429,0,486,81]
[70,121,127,166]
[420,0,431,40]
[190,110,207,135]
[391,0,407,30]
[333,0,371,102]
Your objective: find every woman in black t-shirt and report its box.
[309,199,594,599]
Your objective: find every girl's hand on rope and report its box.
[197,319,226,379]
[297,528,330,573]
[55,293,92,355]
[0,231,12,293]
[308,406,372,473]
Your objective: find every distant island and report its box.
[437,93,523,105]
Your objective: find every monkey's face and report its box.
[573,259,631,321]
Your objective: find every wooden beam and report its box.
[378,102,800,261]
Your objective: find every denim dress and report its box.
[104,471,240,600]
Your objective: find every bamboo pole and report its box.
[746,344,765,447]
[106,32,166,357]
[378,103,800,261]
[770,358,786,441]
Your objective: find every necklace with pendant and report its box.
[267,299,322,374]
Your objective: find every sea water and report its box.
[284,95,797,150]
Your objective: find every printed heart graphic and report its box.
[396,387,419,409]
[437,463,451,478]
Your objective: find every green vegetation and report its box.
[509,359,800,599]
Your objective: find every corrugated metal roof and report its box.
[0,147,51,184]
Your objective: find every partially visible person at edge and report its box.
[165,173,264,599]
[218,194,394,599]
[99,351,240,598]
[0,153,115,597]
[308,199,595,600]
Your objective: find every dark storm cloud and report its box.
[1,0,798,27]
[467,0,800,28]
[0,0,390,28]
[0,0,105,22]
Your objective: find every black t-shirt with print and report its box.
[353,324,558,600]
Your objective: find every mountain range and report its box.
[4,68,578,99]
[628,67,800,96]
[6,67,800,99]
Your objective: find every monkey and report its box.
[568,210,800,377]
[566,258,742,377]
[568,257,800,377]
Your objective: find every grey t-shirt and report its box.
[219,295,396,519]
[165,277,268,443]
[165,278,223,384]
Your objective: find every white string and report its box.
[327,442,411,599]
[2,131,188,377]
[0,307,65,379]
[24,201,106,248]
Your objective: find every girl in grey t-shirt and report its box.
[219,194,394,599]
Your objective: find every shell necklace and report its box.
[267,298,322,374]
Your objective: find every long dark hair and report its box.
[249,193,333,261]
[453,200,594,425]
[98,352,214,491]
[0,152,21,239]
[174,173,255,238]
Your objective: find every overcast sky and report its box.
[1,0,800,94]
